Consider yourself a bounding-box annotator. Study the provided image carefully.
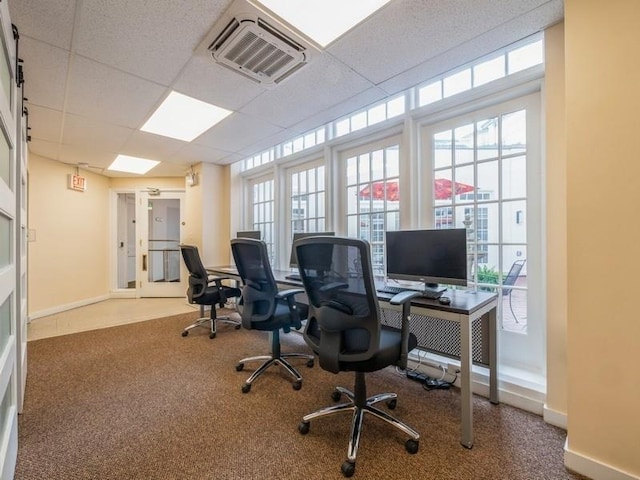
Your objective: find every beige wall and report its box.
[28,154,111,315]
[183,162,232,266]
[565,0,640,476]
[544,22,568,422]
[28,158,187,316]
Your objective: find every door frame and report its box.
[110,188,186,298]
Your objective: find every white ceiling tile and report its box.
[194,112,284,151]
[21,38,70,110]
[61,113,132,153]
[58,144,121,171]
[170,144,234,165]
[239,54,374,129]
[120,131,186,160]
[27,106,63,143]
[9,0,76,50]
[27,139,62,162]
[74,0,231,85]
[66,56,166,129]
[172,55,266,111]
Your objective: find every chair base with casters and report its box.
[181,303,241,339]
[236,329,314,393]
[299,370,419,478]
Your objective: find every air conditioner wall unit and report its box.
[207,12,308,87]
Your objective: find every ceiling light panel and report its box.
[141,91,233,142]
[108,155,160,175]
[254,0,391,47]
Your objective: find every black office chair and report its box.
[180,245,242,339]
[294,236,420,478]
[503,259,526,323]
[230,238,314,393]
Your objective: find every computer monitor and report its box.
[289,231,335,268]
[236,230,261,240]
[385,228,467,288]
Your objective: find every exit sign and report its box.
[68,174,87,192]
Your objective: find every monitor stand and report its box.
[422,283,447,299]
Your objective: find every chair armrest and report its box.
[275,288,305,299]
[389,290,422,370]
[276,288,305,330]
[207,275,232,306]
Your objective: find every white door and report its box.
[137,191,186,297]
[0,2,20,477]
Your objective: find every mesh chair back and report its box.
[180,245,208,300]
[295,236,381,373]
[231,238,279,327]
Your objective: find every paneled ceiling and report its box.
[8,0,563,177]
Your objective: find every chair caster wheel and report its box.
[341,461,355,477]
[405,439,419,454]
[181,331,188,337]
[306,359,314,368]
[241,383,251,393]
[298,421,310,434]
[235,363,244,372]
[209,332,216,339]
[235,324,241,330]
[293,381,302,390]
[387,399,397,410]
[331,390,341,402]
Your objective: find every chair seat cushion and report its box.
[305,324,417,373]
[250,301,309,332]
[341,327,417,372]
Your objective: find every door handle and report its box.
[142,254,147,271]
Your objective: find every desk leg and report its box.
[460,316,473,449]
[489,306,499,405]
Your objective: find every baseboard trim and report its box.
[565,439,640,480]
[28,294,111,321]
[543,405,567,429]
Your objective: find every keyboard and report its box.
[377,285,444,300]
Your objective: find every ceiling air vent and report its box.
[208,16,307,87]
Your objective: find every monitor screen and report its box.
[289,231,335,268]
[236,230,261,240]
[386,229,467,287]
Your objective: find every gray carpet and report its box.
[16,311,590,479]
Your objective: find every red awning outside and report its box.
[434,178,474,199]
[358,181,399,201]
[358,178,474,201]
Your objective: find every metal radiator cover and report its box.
[380,308,490,366]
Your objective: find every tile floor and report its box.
[27,297,199,341]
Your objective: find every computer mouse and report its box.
[438,296,451,305]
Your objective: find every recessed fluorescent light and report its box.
[254,0,391,47]
[108,155,160,175]
[141,91,232,142]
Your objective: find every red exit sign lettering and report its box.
[68,174,87,192]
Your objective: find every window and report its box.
[250,178,275,262]
[430,108,530,333]
[345,143,401,276]
[290,163,326,235]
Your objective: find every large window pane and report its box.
[502,155,527,199]
[454,124,474,165]
[346,144,400,266]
